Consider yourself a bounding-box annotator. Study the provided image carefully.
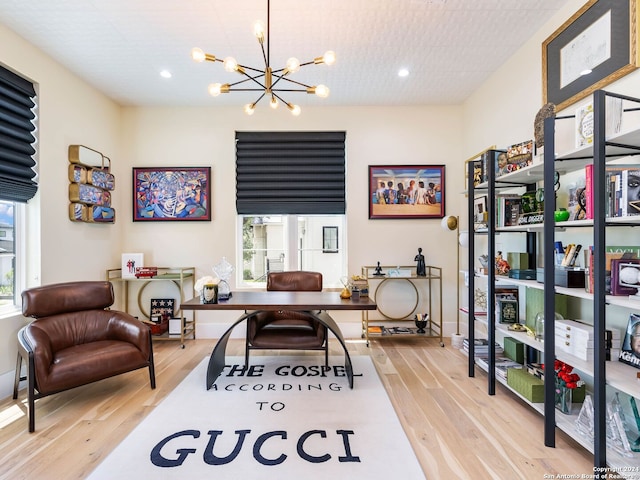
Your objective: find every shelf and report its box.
[557,126,640,161]
[106,266,196,347]
[466,91,640,470]
[361,265,443,346]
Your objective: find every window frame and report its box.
[237,214,346,289]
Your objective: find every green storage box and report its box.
[507,252,529,270]
[504,337,525,364]
[506,367,586,404]
[507,368,544,403]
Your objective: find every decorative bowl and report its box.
[554,209,570,222]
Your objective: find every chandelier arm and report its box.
[237,64,266,74]
[272,91,289,104]
[234,70,268,90]
[271,60,315,74]
[258,43,268,69]
[277,76,314,89]
[254,92,267,106]
[227,75,266,88]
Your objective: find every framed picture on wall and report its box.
[542,0,638,111]
[132,167,211,221]
[368,165,445,219]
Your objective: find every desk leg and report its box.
[206,311,254,390]
[206,310,355,390]
[311,311,354,389]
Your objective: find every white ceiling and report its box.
[0,0,566,108]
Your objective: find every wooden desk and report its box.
[181,292,377,390]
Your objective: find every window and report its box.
[236,131,346,288]
[0,201,21,313]
[0,65,37,314]
[238,215,346,288]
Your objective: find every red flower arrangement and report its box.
[554,359,582,389]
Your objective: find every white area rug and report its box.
[88,355,425,479]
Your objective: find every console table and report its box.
[106,266,196,347]
[181,291,377,390]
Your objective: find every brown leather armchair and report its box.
[245,271,328,366]
[13,281,156,432]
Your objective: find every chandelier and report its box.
[191,0,335,116]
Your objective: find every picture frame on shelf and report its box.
[473,195,488,224]
[542,0,638,112]
[121,253,144,279]
[132,166,211,222]
[368,165,445,219]
[150,298,175,322]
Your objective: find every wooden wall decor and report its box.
[68,145,116,223]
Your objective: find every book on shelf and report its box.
[367,325,385,335]
[584,164,640,219]
[567,183,587,221]
[473,158,485,187]
[585,245,640,294]
[462,338,503,357]
[385,326,418,335]
[495,194,522,227]
[576,97,622,149]
[575,103,594,148]
[585,164,594,219]
[475,356,521,380]
[618,313,640,369]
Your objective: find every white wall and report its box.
[119,105,465,335]
[0,24,123,396]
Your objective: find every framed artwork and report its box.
[542,0,638,111]
[322,226,338,253]
[133,167,211,221]
[121,253,143,279]
[368,165,445,219]
[473,196,488,224]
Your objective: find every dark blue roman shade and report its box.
[236,131,346,215]
[0,65,37,203]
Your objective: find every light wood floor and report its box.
[0,337,594,479]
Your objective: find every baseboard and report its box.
[0,368,20,402]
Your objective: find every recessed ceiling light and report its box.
[580,69,592,76]
[398,68,409,77]
[160,70,172,79]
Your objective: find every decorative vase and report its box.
[554,208,570,222]
[555,383,572,414]
[201,284,218,304]
[415,313,428,334]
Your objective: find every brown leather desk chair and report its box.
[245,271,328,366]
[13,281,155,432]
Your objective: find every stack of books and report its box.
[463,338,503,358]
[476,356,523,381]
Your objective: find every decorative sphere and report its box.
[620,266,640,285]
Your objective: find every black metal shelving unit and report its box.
[543,90,640,471]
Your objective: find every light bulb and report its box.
[287,103,301,116]
[253,21,265,42]
[208,83,223,97]
[270,96,279,109]
[314,84,329,98]
[208,83,229,97]
[223,57,238,72]
[191,48,205,62]
[285,57,301,74]
[244,103,256,115]
[322,51,336,65]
